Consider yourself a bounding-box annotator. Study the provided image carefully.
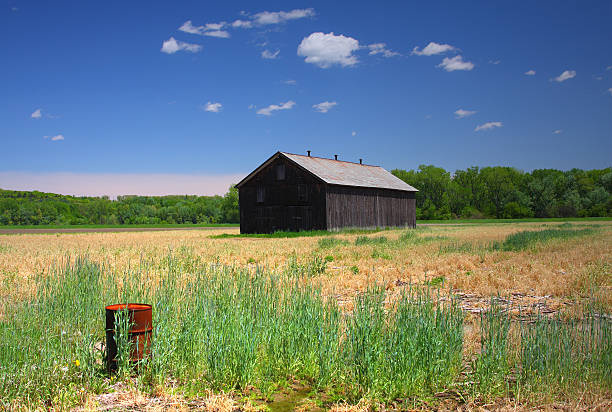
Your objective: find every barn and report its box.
[236,151,418,234]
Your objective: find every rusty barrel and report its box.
[105,303,152,372]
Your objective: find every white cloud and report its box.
[412,42,455,56]
[204,30,230,38]
[204,22,225,31]
[44,134,64,141]
[489,60,501,65]
[231,19,253,28]
[202,102,222,113]
[179,21,229,38]
[179,20,229,38]
[437,55,474,71]
[161,37,202,54]
[252,8,315,25]
[368,43,400,58]
[297,32,360,68]
[179,20,204,35]
[607,66,612,71]
[454,109,477,119]
[257,100,295,116]
[608,88,612,95]
[248,104,256,110]
[351,131,357,136]
[261,49,280,59]
[312,101,337,113]
[0,171,244,198]
[525,69,536,76]
[475,122,502,132]
[593,75,603,81]
[553,129,562,134]
[552,70,576,82]
[31,109,42,119]
[283,79,297,85]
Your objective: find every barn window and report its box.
[257,187,265,203]
[276,164,285,180]
[297,184,308,201]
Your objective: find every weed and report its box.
[472,300,512,399]
[520,312,612,392]
[425,276,445,287]
[318,237,349,248]
[490,227,596,251]
[355,236,388,245]
[371,249,392,260]
[439,241,478,254]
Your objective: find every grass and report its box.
[318,237,349,248]
[0,257,464,408]
[354,235,388,245]
[417,217,612,224]
[1,217,609,230]
[472,300,512,399]
[2,256,609,410]
[1,222,611,409]
[0,223,239,229]
[520,313,612,393]
[489,225,597,251]
[210,228,385,239]
[440,224,599,254]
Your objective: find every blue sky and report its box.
[2,1,611,196]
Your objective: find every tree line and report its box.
[0,187,239,226]
[391,166,612,219]
[1,165,610,225]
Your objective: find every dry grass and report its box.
[1,222,610,314]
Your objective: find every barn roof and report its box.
[236,152,418,192]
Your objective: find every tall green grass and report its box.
[343,287,464,399]
[520,314,612,392]
[472,301,512,399]
[317,237,349,248]
[354,235,388,245]
[440,225,599,254]
[0,256,464,408]
[490,226,597,251]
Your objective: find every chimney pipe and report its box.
[334,154,338,160]
[359,158,363,164]
[307,150,311,157]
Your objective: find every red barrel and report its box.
[105,303,152,372]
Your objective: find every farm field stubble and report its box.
[0,221,610,410]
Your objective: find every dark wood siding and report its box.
[326,185,416,230]
[239,157,327,233]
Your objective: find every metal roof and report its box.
[236,152,417,192]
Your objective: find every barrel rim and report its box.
[105,303,152,312]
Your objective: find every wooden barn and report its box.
[236,151,418,234]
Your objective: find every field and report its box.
[0,222,610,410]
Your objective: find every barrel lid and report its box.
[105,303,151,311]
